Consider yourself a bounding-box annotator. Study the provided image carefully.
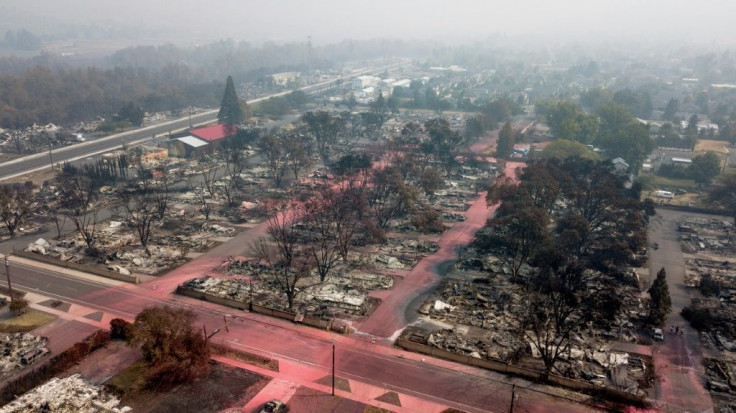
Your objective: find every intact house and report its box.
[168,124,238,158]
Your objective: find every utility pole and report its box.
[331,343,335,396]
[509,383,516,413]
[4,254,13,304]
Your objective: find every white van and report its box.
[655,190,674,199]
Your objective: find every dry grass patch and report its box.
[210,343,279,371]
[0,309,56,333]
[694,139,731,154]
[106,360,268,413]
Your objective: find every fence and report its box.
[657,204,729,216]
[396,338,647,407]
[13,251,139,284]
[177,286,342,333]
[175,286,248,310]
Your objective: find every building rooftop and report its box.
[176,135,209,148]
[189,124,236,142]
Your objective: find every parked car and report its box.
[675,188,687,195]
[259,400,287,413]
[652,328,664,342]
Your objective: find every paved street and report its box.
[647,208,716,412]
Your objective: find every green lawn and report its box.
[645,174,698,190]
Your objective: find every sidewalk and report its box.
[219,355,459,413]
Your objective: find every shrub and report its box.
[9,298,28,315]
[681,306,713,331]
[110,318,130,340]
[410,207,446,234]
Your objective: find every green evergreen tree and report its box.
[495,122,514,159]
[218,75,243,126]
[648,267,672,326]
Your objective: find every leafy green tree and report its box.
[116,102,144,126]
[579,88,612,111]
[648,268,672,326]
[332,153,372,176]
[126,306,210,385]
[685,114,699,150]
[464,116,485,138]
[613,89,653,119]
[480,99,512,130]
[663,98,680,121]
[709,171,736,224]
[217,75,243,126]
[540,139,601,162]
[720,123,736,145]
[596,110,654,173]
[495,122,514,159]
[302,111,346,164]
[370,92,388,127]
[425,117,464,174]
[689,151,721,186]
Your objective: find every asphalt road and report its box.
[5,259,595,413]
[0,62,404,182]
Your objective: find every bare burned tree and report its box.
[303,193,342,282]
[59,174,99,249]
[325,182,367,260]
[283,131,312,180]
[366,166,419,228]
[218,141,247,206]
[47,205,67,239]
[251,205,312,310]
[0,182,35,237]
[301,111,346,165]
[199,160,219,199]
[220,139,248,190]
[118,167,170,249]
[518,247,606,374]
[257,134,289,187]
[189,179,213,222]
[519,290,573,375]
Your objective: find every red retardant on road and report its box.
[356,160,524,339]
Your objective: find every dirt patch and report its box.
[63,340,141,384]
[210,343,279,372]
[109,361,268,413]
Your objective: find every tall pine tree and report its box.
[218,75,243,127]
[495,122,514,159]
[648,267,672,326]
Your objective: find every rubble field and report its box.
[677,215,736,409]
[25,217,238,276]
[678,217,736,257]
[180,259,393,319]
[2,374,129,413]
[704,358,736,413]
[406,267,651,397]
[0,333,48,379]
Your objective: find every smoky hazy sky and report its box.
[3,0,736,46]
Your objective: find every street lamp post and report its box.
[331,343,336,396]
[4,254,13,305]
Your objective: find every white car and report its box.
[259,400,287,413]
[652,328,664,341]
